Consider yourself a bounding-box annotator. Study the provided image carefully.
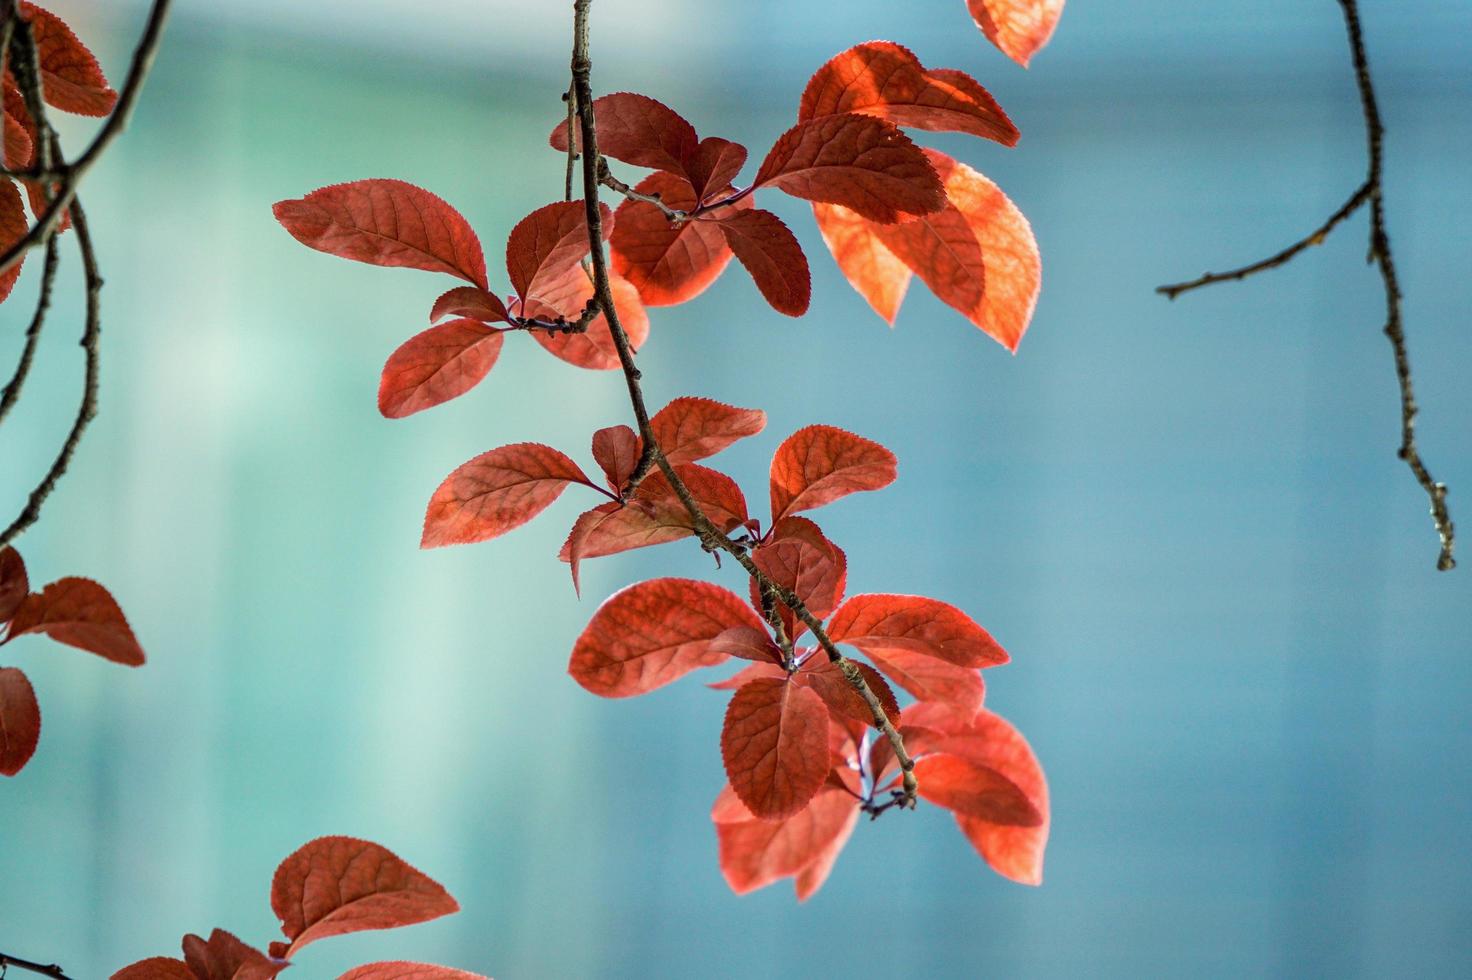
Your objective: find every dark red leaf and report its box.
[181,930,285,980]
[2,109,31,170]
[710,626,784,665]
[0,178,27,303]
[110,958,196,980]
[748,516,847,640]
[525,268,650,371]
[505,200,612,301]
[274,181,488,288]
[591,425,641,491]
[21,2,117,116]
[568,578,763,697]
[610,173,737,307]
[0,666,40,776]
[968,0,1066,67]
[864,647,986,717]
[429,286,508,325]
[796,658,900,729]
[560,462,748,565]
[421,443,593,549]
[339,964,488,980]
[768,425,897,522]
[0,545,27,622]
[549,92,698,177]
[716,209,811,316]
[826,593,1008,669]
[649,396,766,466]
[271,836,459,957]
[378,319,504,419]
[755,113,944,223]
[721,676,831,819]
[686,137,749,204]
[713,783,859,897]
[7,578,144,665]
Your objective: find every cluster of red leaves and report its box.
[113,836,489,980]
[0,545,143,776]
[0,2,118,304]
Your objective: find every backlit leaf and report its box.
[610,173,737,307]
[914,753,1043,825]
[421,444,593,549]
[721,676,831,819]
[713,783,859,897]
[686,137,749,204]
[968,0,1066,67]
[21,2,118,116]
[710,626,784,665]
[7,578,145,665]
[768,425,897,522]
[716,209,811,316]
[826,593,1008,669]
[811,202,911,324]
[748,516,847,639]
[0,667,40,777]
[378,319,505,419]
[504,200,612,301]
[796,658,900,729]
[429,286,508,325]
[526,268,650,371]
[864,647,986,717]
[649,397,766,466]
[549,92,698,177]
[591,425,641,491]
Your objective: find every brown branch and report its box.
[0,236,58,423]
[0,950,73,980]
[1156,0,1454,571]
[569,0,918,807]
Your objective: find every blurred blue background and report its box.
[2,1,1470,977]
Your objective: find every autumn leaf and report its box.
[610,172,737,307]
[0,666,40,777]
[811,202,911,324]
[569,578,763,696]
[755,113,944,223]
[549,92,699,178]
[721,676,831,819]
[429,286,508,325]
[21,2,118,116]
[525,267,650,371]
[649,397,766,466]
[799,42,1018,146]
[768,425,897,522]
[110,957,197,980]
[591,425,641,491]
[748,516,847,639]
[796,658,900,729]
[713,783,859,897]
[864,646,986,717]
[182,929,285,980]
[504,200,612,301]
[270,836,459,958]
[968,0,1066,67]
[826,593,1008,669]
[914,753,1042,825]
[686,137,749,204]
[6,578,145,666]
[0,545,27,622]
[715,209,811,316]
[274,180,489,289]
[378,319,505,419]
[339,964,489,980]
[3,107,33,170]
[421,443,594,549]
[0,178,27,303]
[709,626,785,665]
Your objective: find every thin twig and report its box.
[0,236,58,423]
[0,950,73,980]
[1156,0,1454,571]
[569,0,918,808]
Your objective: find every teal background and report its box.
[2,1,1471,977]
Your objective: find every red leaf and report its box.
[864,647,986,717]
[526,269,650,371]
[610,173,737,307]
[826,593,1008,669]
[339,964,488,980]
[181,930,285,980]
[378,319,504,419]
[504,200,612,301]
[649,397,766,466]
[721,676,832,819]
[110,958,196,980]
[568,578,763,697]
[0,178,27,304]
[748,516,847,640]
[591,425,641,490]
[811,202,911,325]
[710,626,784,665]
[713,783,859,897]
[2,109,31,170]
[796,658,900,729]
[274,181,488,289]
[716,209,811,316]
[707,660,785,692]
[0,545,27,622]
[799,42,1018,146]
[549,92,698,178]
[755,114,944,224]
[7,578,144,665]
[421,444,592,549]
[768,425,897,522]
[20,3,117,116]
[0,666,40,777]
[914,753,1042,825]
[968,0,1066,67]
[271,836,459,957]
[429,286,508,325]
[686,137,748,204]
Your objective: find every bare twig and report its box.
[569,0,918,808]
[0,950,73,980]
[1157,0,1454,571]
[0,236,58,423]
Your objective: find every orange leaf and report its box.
[110,958,196,980]
[716,209,811,316]
[768,425,896,522]
[525,269,650,371]
[0,178,27,304]
[569,578,763,697]
[796,658,900,729]
[748,516,847,640]
[339,964,489,980]
[827,593,1008,669]
[0,666,40,777]
[182,929,285,980]
[271,837,459,958]
[864,647,986,717]
[799,41,1018,145]
[429,286,508,325]
[610,173,737,307]
[721,676,831,819]
[755,113,944,223]
[7,578,145,665]
[378,319,504,419]
[421,443,593,549]
[505,200,612,302]
[686,137,748,204]
[649,396,766,466]
[713,783,859,897]
[549,92,698,178]
[968,0,1066,67]
[0,545,27,622]
[914,753,1042,825]
[274,181,488,288]
[811,202,911,324]
[21,2,117,116]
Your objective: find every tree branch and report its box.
[1157,0,1454,571]
[0,950,73,980]
[568,0,918,808]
